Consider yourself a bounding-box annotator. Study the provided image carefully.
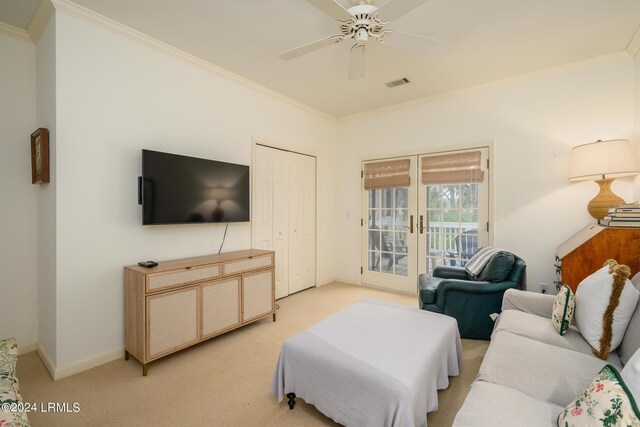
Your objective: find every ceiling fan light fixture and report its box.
[355,27,369,43]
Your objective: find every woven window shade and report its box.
[363,159,411,190]
[421,151,484,185]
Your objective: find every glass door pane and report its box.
[418,148,489,275]
[361,158,417,293]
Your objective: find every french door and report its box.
[361,148,489,294]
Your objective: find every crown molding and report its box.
[0,21,32,43]
[49,0,335,122]
[27,0,54,43]
[338,51,632,122]
[627,25,640,56]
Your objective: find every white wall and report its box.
[635,51,640,200]
[336,59,636,291]
[52,12,336,369]
[0,33,37,347]
[36,16,58,363]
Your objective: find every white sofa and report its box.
[453,287,640,426]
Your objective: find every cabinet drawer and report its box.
[223,255,273,276]
[146,264,221,292]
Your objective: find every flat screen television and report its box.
[141,149,250,225]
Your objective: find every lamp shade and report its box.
[569,139,640,181]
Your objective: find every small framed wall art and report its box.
[31,128,50,184]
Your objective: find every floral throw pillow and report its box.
[552,285,575,336]
[0,338,29,427]
[557,364,640,426]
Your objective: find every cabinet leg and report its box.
[287,393,296,410]
[124,350,129,361]
[273,313,276,322]
[142,363,148,376]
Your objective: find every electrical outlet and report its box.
[540,283,549,294]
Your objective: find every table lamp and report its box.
[569,139,640,220]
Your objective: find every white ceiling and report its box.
[2,0,640,118]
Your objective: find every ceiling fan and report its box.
[279,0,444,80]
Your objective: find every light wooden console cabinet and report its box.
[124,249,275,375]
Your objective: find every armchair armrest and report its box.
[501,288,556,318]
[434,279,518,309]
[432,266,471,280]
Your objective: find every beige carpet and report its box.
[17,282,488,426]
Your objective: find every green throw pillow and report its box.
[552,285,575,336]
[557,364,640,426]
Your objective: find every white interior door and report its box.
[288,152,316,294]
[253,145,273,252]
[273,149,290,299]
[417,148,490,275]
[361,148,489,294]
[253,144,316,299]
[361,157,418,293]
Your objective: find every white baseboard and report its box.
[54,348,124,381]
[35,343,124,381]
[331,277,360,286]
[18,341,37,355]
[36,343,56,380]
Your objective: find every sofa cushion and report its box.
[501,288,556,318]
[453,381,564,427]
[620,279,640,366]
[494,310,623,367]
[478,330,614,406]
[575,263,639,359]
[476,251,515,282]
[558,364,639,426]
[622,349,640,401]
[552,284,575,336]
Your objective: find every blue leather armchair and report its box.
[418,251,526,340]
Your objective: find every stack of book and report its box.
[599,203,640,228]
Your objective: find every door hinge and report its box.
[361,170,364,178]
[361,218,363,226]
[360,267,363,274]
[486,221,490,232]
[486,158,490,169]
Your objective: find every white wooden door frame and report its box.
[251,137,318,298]
[359,143,494,294]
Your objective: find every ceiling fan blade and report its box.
[383,29,445,57]
[377,0,431,23]
[279,36,343,60]
[348,45,367,80]
[306,0,353,21]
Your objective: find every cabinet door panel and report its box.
[147,287,199,359]
[242,270,274,322]
[201,278,241,338]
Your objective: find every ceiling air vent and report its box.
[385,77,410,88]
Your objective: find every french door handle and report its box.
[419,215,424,234]
[408,215,414,234]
